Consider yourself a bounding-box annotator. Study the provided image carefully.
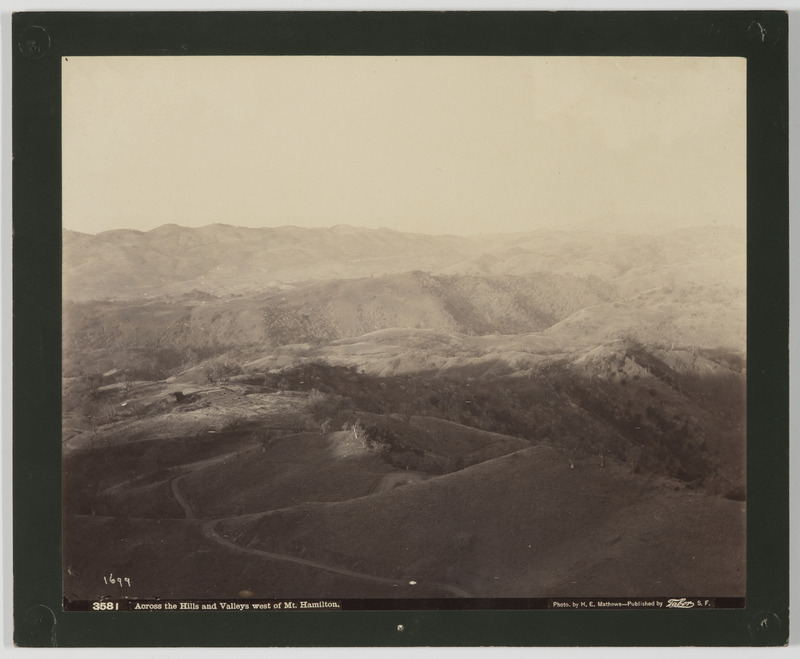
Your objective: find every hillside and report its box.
[63,224,745,371]
[63,270,744,379]
[62,272,606,362]
[62,221,746,605]
[63,362,744,600]
[221,445,745,598]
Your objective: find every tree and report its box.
[351,419,365,443]
[115,371,132,395]
[305,389,344,424]
[203,357,240,384]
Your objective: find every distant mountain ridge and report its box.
[63,223,492,301]
[63,222,744,303]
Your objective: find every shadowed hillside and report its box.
[220,444,744,598]
[63,357,744,600]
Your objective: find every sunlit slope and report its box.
[63,270,611,355]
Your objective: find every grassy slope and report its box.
[63,516,427,600]
[174,413,531,516]
[407,415,529,459]
[179,432,394,517]
[223,445,744,598]
[62,323,745,603]
[63,407,537,599]
[63,377,745,601]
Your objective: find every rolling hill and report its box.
[220,444,745,598]
[61,221,747,604]
[63,369,744,600]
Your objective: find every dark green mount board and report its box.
[12,11,788,646]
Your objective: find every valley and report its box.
[62,223,746,603]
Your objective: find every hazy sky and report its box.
[62,56,745,236]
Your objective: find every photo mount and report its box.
[12,10,789,647]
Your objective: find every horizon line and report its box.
[62,220,745,239]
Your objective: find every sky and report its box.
[62,56,746,236]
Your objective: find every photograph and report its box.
[60,54,748,608]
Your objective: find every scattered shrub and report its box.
[305,389,346,425]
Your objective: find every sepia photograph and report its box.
[58,54,748,609]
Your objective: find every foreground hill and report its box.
[63,372,744,600]
[65,345,745,504]
[221,444,745,598]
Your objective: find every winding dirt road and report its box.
[200,517,470,597]
[170,475,195,520]
[168,444,471,598]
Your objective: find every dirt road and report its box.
[200,517,471,597]
[170,475,195,520]
[166,441,471,597]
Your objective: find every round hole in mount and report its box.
[19,25,51,59]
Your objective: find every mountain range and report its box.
[63,222,745,355]
[63,223,744,298]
